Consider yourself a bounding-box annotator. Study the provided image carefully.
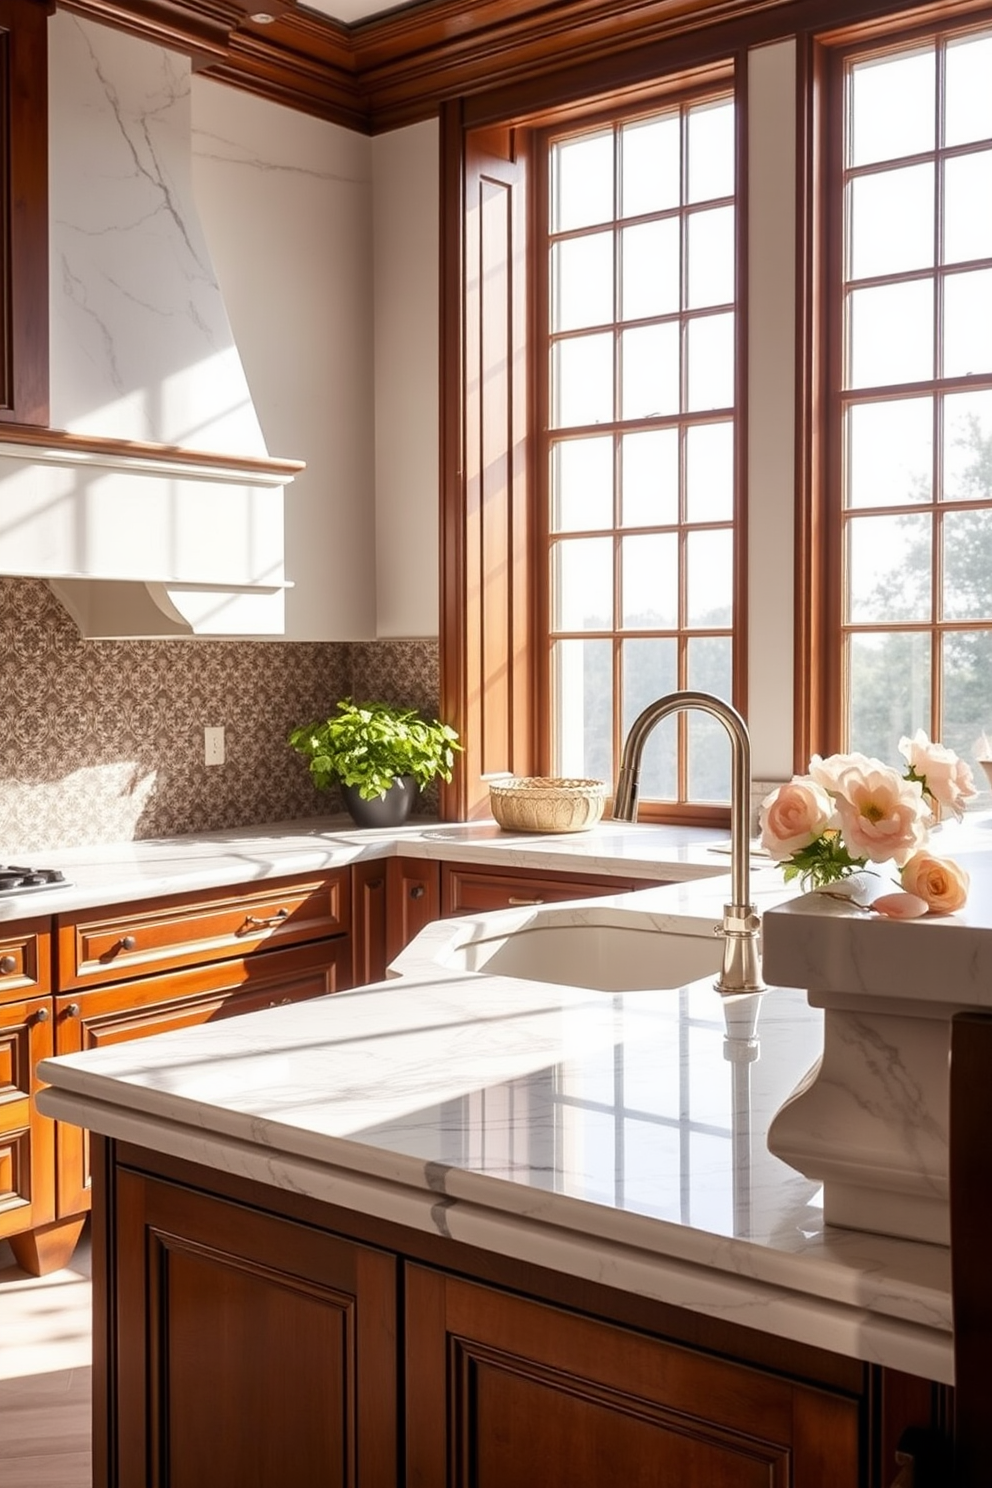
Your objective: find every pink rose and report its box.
[759,778,836,860]
[900,852,970,914]
[809,751,880,795]
[898,730,977,820]
[831,760,929,865]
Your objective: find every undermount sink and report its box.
[442,917,724,992]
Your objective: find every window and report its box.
[537,90,741,815]
[830,21,992,766]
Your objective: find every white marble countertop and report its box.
[36,861,956,1386]
[0,815,736,920]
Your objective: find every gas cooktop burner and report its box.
[0,865,71,895]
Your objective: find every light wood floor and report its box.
[0,1228,92,1488]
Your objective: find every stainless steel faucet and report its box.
[613,690,764,994]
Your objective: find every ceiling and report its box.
[303,0,426,23]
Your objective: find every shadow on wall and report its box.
[0,579,439,853]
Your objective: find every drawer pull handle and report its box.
[66,1003,81,1018]
[0,954,16,975]
[410,885,426,900]
[119,935,137,953]
[508,896,545,906]
[34,1006,50,1024]
[239,908,290,934]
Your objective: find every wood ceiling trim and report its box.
[56,0,951,133]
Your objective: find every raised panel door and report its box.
[0,993,54,1242]
[110,1172,398,1488]
[405,1265,861,1488]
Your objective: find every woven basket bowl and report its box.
[488,777,609,834]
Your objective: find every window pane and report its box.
[849,48,935,167]
[943,268,992,379]
[621,323,680,420]
[943,629,992,769]
[848,164,933,279]
[552,436,614,531]
[552,536,613,629]
[686,421,733,521]
[846,511,931,622]
[622,429,679,527]
[687,206,735,309]
[687,99,734,203]
[621,219,680,321]
[553,638,613,779]
[847,398,932,507]
[943,508,992,618]
[552,332,614,427]
[848,631,931,761]
[943,391,992,503]
[945,32,992,148]
[621,113,681,216]
[552,232,614,332]
[686,528,732,625]
[848,279,933,388]
[622,638,677,799]
[622,533,678,628]
[944,151,992,266]
[552,131,614,232]
[687,637,732,801]
[686,312,734,411]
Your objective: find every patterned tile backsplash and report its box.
[0,579,440,852]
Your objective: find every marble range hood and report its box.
[0,14,301,637]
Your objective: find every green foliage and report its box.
[780,831,867,891]
[288,700,462,801]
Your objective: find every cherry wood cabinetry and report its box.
[406,1266,859,1487]
[5,870,353,1274]
[108,1167,398,1488]
[441,861,656,915]
[90,1141,939,1488]
[386,857,442,964]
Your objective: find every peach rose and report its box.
[808,751,881,795]
[898,730,977,820]
[759,778,836,860]
[831,760,930,866]
[900,852,970,914]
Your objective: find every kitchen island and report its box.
[34,847,962,1487]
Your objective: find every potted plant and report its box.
[288,699,462,828]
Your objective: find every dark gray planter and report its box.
[339,774,418,829]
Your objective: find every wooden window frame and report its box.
[440,61,746,826]
[799,2,992,760]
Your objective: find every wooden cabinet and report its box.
[109,1169,398,1488]
[5,870,354,1273]
[441,861,656,915]
[53,939,350,1216]
[90,1142,905,1488]
[405,1266,860,1488]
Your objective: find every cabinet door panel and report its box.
[386,858,441,965]
[0,995,54,1239]
[405,1266,860,1488]
[112,1173,398,1488]
[53,939,351,1217]
[352,860,388,986]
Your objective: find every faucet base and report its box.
[715,903,765,994]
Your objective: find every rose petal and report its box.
[872,892,930,920]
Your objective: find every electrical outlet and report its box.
[204,726,225,767]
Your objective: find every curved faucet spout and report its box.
[613,689,764,994]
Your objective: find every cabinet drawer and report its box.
[0,919,52,1003]
[57,871,351,990]
[441,864,655,916]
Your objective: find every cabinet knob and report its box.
[34,1005,50,1024]
[119,935,137,952]
[410,885,425,900]
[367,877,384,892]
[65,1003,81,1018]
[0,954,16,975]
